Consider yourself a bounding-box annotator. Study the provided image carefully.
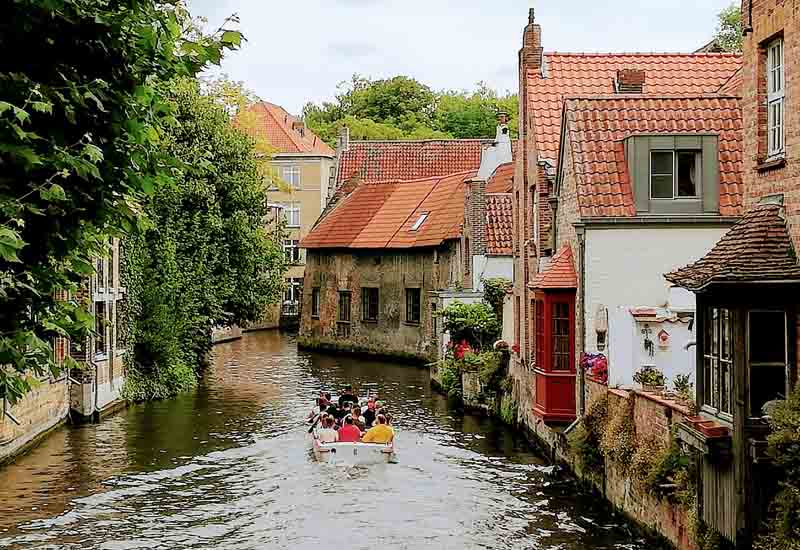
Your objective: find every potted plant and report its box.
[673,373,694,408]
[633,366,666,393]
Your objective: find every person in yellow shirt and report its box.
[361,414,394,444]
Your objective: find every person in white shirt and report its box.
[317,416,338,444]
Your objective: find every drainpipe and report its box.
[576,225,587,417]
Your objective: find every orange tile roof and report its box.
[486,162,514,193]
[486,193,513,256]
[337,140,489,185]
[563,95,743,218]
[528,52,742,164]
[530,246,577,289]
[242,102,334,155]
[301,171,475,249]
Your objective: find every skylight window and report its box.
[411,213,429,231]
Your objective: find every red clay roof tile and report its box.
[486,194,513,256]
[530,246,578,289]
[486,162,514,193]
[301,171,475,249]
[241,102,334,156]
[563,95,743,218]
[529,52,742,164]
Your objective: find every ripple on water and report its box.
[0,331,643,550]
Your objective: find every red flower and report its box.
[511,343,521,354]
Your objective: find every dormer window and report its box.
[650,151,701,199]
[411,213,429,231]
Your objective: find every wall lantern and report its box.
[595,304,608,352]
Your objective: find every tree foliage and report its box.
[303,75,518,144]
[122,78,286,401]
[0,0,242,403]
[713,4,743,53]
[439,301,501,351]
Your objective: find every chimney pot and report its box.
[529,8,535,24]
[497,111,510,126]
[616,69,646,94]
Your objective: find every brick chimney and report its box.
[338,125,350,152]
[520,9,543,74]
[292,120,305,137]
[616,69,646,94]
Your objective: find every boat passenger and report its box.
[361,414,394,444]
[363,400,376,428]
[351,406,366,431]
[337,415,362,443]
[317,416,338,444]
[338,385,358,408]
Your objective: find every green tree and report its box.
[714,4,743,52]
[0,1,242,403]
[434,84,518,139]
[123,78,286,401]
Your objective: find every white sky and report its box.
[188,0,736,114]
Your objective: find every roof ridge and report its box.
[562,94,742,102]
[349,139,492,144]
[544,51,742,57]
[360,169,477,186]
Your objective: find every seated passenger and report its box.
[339,385,358,408]
[361,414,394,444]
[337,415,362,443]
[317,416,338,444]
[351,406,366,431]
[362,400,376,428]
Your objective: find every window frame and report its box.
[361,287,379,322]
[405,288,421,325]
[283,239,301,264]
[311,287,321,319]
[767,38,785,158]
[649,150,702,201]
[747,309,789,418]
[700,306,734,421]
[337,291,352,323]
[283,202,301,228]
[410,213,429,232]
[282,165,302,190]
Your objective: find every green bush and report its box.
[482,277,512,319]
[569,395,608,473]
[478,351,506,392]
[439,301,501,350]
[756,385,800,550]
[600,396,637,471]
[643,439,694,504]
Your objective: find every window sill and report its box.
[403,321,421,327]
[756,157,786,172]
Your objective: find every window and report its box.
[283,202,300,227]
[95,302,107,356]
[361,287,379,322]
[650,151,700,199]
[552,302,571,370]
[96,258,106,291]
[311,288,320,318]
[282,165,301,189]
[411,213,429,231]
[284,278,302,303]
[702,307,733,417]
[535,299,544,368]
[338,291,351,323]
[767,38,785,157]
[283,239,301,264]
[748,311,788,417]
[405,288,421,324]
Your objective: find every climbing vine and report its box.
[482,277,511,319]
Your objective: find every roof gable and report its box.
[560,95,743,218]
[529,52,742,164]
[531,246,577,289]
[486,193,513,256]
[302,171,474,250]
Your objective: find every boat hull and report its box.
[311,437,395,465]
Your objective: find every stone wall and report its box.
[300,244,460,362]
[0,379,69,464]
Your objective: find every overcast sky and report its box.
[188,0,736,115]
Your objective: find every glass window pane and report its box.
[651,151,673,174]
[676,152,698,197]
[751,365,787,416]
[749,312,785,363]
[651,175,674,199]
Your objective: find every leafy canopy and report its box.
[0,0,242,403]
[713,4,743,52]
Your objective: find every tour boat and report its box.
[310,435,395,465]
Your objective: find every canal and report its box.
[0,331,644,549]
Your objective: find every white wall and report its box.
[473,255,514,291]
[585,226,727,388]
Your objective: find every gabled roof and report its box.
[561,95,743,218]
[336,140,489,185]
[486,194,513,256]
[531,246,577,289]
[301,171,475,250]
[665,199,800,291]
[528,52,742,164]
[486,162,514,193]
[243,102,334,156]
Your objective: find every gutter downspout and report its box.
[576,224,587,417]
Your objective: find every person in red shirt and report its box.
[337,415,361,442]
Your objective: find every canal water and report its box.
[0,331,644,549]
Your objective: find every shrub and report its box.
[600,396,637,471]
[630,434,665,486]
[478,351,506,392]
[482,277,512,319]
[633,366,666,387]
[569,395,609,472]
[644,440,694,504]
[439,301,501,351]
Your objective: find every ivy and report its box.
[0,1,243,403]
[482,277,511,320]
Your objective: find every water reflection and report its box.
[0,331,642,549]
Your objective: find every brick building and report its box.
[512,9,743,427]
[665,1,800,545]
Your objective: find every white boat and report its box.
[311,435,395,465]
